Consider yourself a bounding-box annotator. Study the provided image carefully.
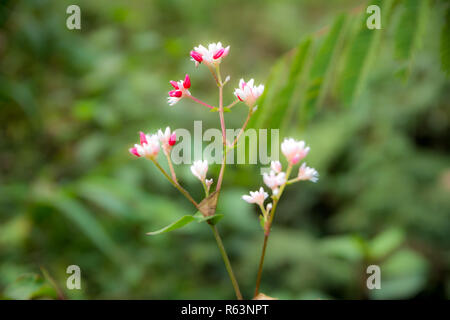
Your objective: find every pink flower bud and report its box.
[291,154,301,165]
[129,147,141,157]
[170,80,179,89]
[242,187,269,207]
[263,170,286,192]
[213,48,225,59]
[298,163,319,183]
[190,50,203,63]
[168,132,177,146]
[281,138,310,165]
[129,133,160,159]
[167,77,191,106]
[270,161,282,173]
[139,131,147,145]
[169,90,182,98]
[183,74,191,89]
[191,43,230,67]
[222,46,230,58]
[234,79,264,108]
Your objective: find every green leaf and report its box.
[259,215,266,231]
[394,0,429,61]
[266,37,313,131]
[320,235,365,262]
[301,14,347,119]
[441,6,450,75]
[146,213,225,235]
[370,249,429,299]
[193,212,224,225]
[248,56,288,129]
[52,194,121,262]
[394,0,430,77]
[76,180,129,217]
[337,0,394,107]
[369,228,405,260]
[146,215,196,235]
[4,274,57,300]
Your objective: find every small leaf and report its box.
[194,212,224,225]
[259,215,265,230]
[197,191,219,217]
[146,215,196,235]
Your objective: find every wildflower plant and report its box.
[128,42,318,299]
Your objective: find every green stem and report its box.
[254,164,293,296]
[210,224,243,300]
[152,158,241,299]
[156,64,241,299]
[254,235,268,297]
[207,65,220,86]
[202,180,209,197]
[216,82,227,193]
[186,94,215,110]
[268,164,293,225]
[165,152,178,183]
[230,109,252,148]
[225,99,240,110]
[151,159,198,208]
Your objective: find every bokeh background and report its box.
[0,0,449,299]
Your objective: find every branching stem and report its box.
[254,164,293,297]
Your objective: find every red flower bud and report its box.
[129,147,140,157]
[139,131,147,145]
[190,50,203,63]
[169,80,179,89]
[183,74,191,89]
[169,90,182,98]
[213,48,225,59]
[168,132,177,146]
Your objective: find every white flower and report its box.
[205,178,214,193]
[190,160,209,182]
[242,187,268,206]
[190,42,230,67]
[271,161,282,173]
[158,127,177,154]
[167,74,191,106]
[263,170,286,194]
[234,79,264,108]
[129,132,160,159]
[298,163,319,183]
[281,138,310,165]
[266,203,272,215]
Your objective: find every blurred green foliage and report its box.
[0,0,449,299]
